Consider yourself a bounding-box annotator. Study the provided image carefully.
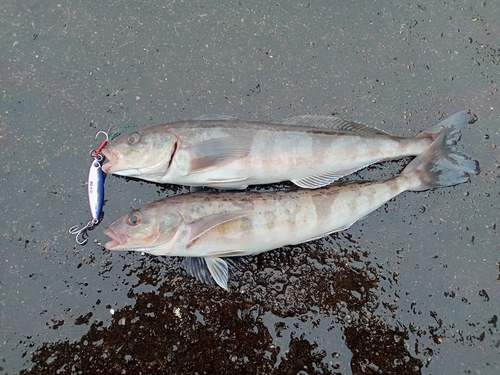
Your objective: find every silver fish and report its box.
[101,111,473,189]
[103,129,479,289]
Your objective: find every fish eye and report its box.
[127,211,142,226]
[126,133,141,145]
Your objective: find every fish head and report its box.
[101,129,177,180]
[104,203,183,255]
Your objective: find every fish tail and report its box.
[417,109,472,145]
[403,115,480,191]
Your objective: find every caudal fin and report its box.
[403,112,480,191]
[417,109,473,145]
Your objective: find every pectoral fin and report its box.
[186,210,253,247]
[187,136,252,173]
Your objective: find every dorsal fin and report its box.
[191,114,237,121]
[277,115,389,136]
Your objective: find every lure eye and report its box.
[126,133,141,145]
[127,211,142,226]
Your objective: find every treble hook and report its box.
[69,219,98,245]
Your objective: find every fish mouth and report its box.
[101,149,116,174]
[101,161,113,174]
[103,227,129,250]
[100,149,143,177]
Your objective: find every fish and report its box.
[101,110,474,189]
[103,129,479,289]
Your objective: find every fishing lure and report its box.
[69,131,108,245]
[69,120,133,244]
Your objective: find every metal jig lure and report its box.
[69,131,108,245]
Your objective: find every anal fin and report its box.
[290,221,357,244]
[291,166,368,188]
